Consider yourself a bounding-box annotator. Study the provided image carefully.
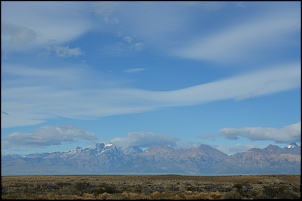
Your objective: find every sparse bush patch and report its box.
[1,175,300,200]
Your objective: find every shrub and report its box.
[224,191,242,199]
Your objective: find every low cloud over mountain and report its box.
[110,132,179,148]
[219,122,301,143]
[5,125,97,147]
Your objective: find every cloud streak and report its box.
[1,2,93,54]
[1,21,37,53]
[122,68,147,73]
[3,1,299,64]
[1,63,300,128]
[5,125,97,147]
[139,63,300,106]
[173,8,300,63]
[89,2,300,64]
[1,2,300,129]
[219,122,301,143]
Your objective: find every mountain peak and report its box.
[264,144,281,150]
[287,142,298,149]
[2,142,301,175]
[105,143,114,147]
[95,143,105,150]
[121,146,143,155]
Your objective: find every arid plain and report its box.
[1,174,300,200]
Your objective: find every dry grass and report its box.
[1,174,300,200]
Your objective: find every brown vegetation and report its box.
[1,174,300,200]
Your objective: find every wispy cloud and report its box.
[88,2,301,65]
[1,2,93,55]
[140,63,300,106]
[133,42,143,51]
[94,1,120,24]
[98,35,144,56]
[1,3,301,128]
[110,132,179,148]
[1,63,300,128]
[5,124,97,147]
[118,35,144,52]
[52,45,84,58]
[123,36,133,44]
[219,122,301,143]
[173,8,300,63]
[122,68,147,73]
[3,1,299,64]
[1,21,38,53]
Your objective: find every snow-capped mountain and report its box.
[121,146,143,155]
[1,143,300,175]
[287,142,298,149]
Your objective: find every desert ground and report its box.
[1,174,300,199]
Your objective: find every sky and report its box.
[1,1,301,156]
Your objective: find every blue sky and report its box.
[1,1,301,155]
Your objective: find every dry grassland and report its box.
[1,174,300,200]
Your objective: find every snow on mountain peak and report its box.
[105,143,113,147]
[287,142,298,149]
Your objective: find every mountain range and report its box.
[1,143,300,175]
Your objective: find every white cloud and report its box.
[139,63,300,106]
[1,2,93,54]
[53,45,84,58]
[118,2,189,46]
[3,64,77,79]
[1,63,300,128]
[2,1,299,64]
[173,8,300,63]
[5,125,97,147]
[91,1,191,52]
[219,122,301,143]
[110,132,179,148]
[88,2,300,65]
[119,35,144,52]
[1,21,38,52]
